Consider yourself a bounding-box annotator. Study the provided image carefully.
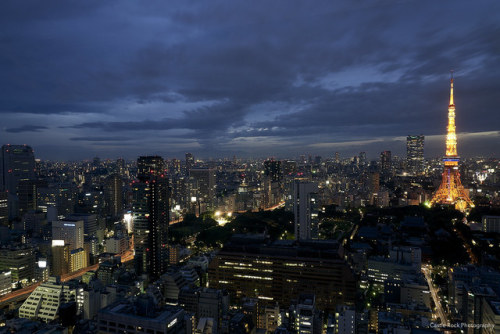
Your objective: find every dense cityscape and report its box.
[2,1,500,333]
[0,76,499,333]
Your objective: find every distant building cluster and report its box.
[0,127,499,334]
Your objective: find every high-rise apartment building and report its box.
[406,135,424,175]
[133,156,169,279]
[148,175,169,279]
[293,181,319,240]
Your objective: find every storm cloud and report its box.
[1,0,499,160]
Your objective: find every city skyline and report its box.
[1,1,500,160]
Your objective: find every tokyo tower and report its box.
[430,74,474,212]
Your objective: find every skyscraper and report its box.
[406,135,424,175]
[133,156,169,279]
[148,175,169,279]
[105,174,123,218]
[430,76,474,211]
[293,180,319,240]
[137,156,164,182]
[0,144,36,194]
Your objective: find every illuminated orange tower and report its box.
[430,74,474,212]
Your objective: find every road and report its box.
[422,264,447,324]
[0,249,134,306]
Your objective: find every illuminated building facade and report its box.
[69,248,88,273]
[19,276,78,323]
[208,235,356,313]
[0,245,35,286]
[52,219,84,250]
[430,76,474,211]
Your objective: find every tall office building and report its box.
[65,213,98,238]
[0,145,36,219]
[137,156,164,182]
[18,179,47,217]
[406,135,424,175]
[209,236,356,313]
[52,219,84,250]
[105,174,123,218]
[133,156,169,279]
[293,181,319,240]
[0,144,36,194]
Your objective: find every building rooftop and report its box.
[221,235,342,260]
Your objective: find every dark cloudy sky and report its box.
[1,1,499,160]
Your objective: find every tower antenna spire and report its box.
[430,74,474,212]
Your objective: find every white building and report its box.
[19,277,77,323]
[52,219,84,250]
[105,236,128,254]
